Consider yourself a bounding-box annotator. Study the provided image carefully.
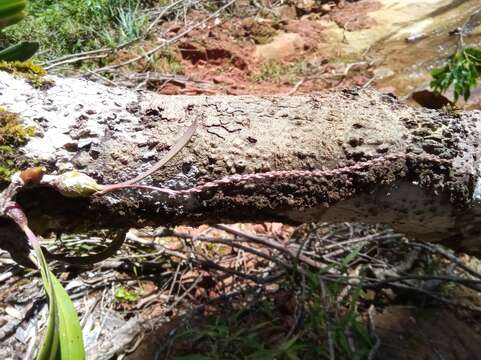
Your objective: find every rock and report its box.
[254,32,305,62]
[320,4,331,13]
[240,18,277,45]
[272,4,298,20]
[377,86,397,95]
[405,32,428,43]
[375,307,481,360]
[212,75,236,85]
[329,0,381,31]
[293,0,317,13]
[372,67,395,80]
[232,0,251,16]
[72,151,93,169]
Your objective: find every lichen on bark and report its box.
[0,106,36,181]
[0,61,51,88]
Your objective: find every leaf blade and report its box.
[0,41,39,61]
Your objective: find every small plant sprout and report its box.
[430,12,481,107]
[431,47,481,102]
[114,286,139,303]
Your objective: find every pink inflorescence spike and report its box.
[174,153,450,196]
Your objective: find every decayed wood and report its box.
[1,71,481,264]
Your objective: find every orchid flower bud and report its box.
[52,171,103,197]
[20,167,45,185]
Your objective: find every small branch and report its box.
[44,54,108,70]
[413,242,481,281]
[215,224,325,269]
[285,78,305,96]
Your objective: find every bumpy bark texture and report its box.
[1,71,481,262]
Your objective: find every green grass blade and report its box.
[25,226,85,360]
[31,234,60,360]
[50,273,85,359]
[36,299,60,360]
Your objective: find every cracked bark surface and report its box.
[1,71,481,264]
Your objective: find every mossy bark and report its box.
[0,106,36,180]
[1,71,481,263]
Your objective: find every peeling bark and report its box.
[1,71,481,263]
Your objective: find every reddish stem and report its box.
[97,183,178,196]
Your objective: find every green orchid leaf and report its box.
[0,0,38,61]
[26,228,85,360]
[0,0,25,21]
[0,41,39,61]
[50,273,84,359]
[0,10,25,28]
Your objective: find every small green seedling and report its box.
[431,47,481,102]
[114,287,139,303]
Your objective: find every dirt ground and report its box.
[112,1,377,96]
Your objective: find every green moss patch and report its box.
[0,106,35,181]
[0,60,51,88]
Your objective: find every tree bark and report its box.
[1,71,481,263]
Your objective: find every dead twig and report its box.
[172,230,293,269]
[164,275,202,314]
[367,305,381,360]
[285,78,305,95]
[215,224,325,270]
[44,54,108,70]
[413,242,481,281]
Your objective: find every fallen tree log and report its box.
[1,71,481,264]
